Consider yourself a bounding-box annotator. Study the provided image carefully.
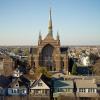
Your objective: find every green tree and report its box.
[71,63,78,75]
[24,48,29,56]
[33,67,52,78]
[13,48,19,54]
[41,67,52,78]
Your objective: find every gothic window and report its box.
[40,44,54,71]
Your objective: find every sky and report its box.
[0,0,100,46]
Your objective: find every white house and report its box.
[30,78,50,96]
[75,79,98,98]
[80,56,90,66]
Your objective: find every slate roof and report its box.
[0,75,11,88]
[54,80,74,89]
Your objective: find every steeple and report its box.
[39,31,42,40]
[38,31,42,45]
[57,31,60,40]
[48,8,53,37]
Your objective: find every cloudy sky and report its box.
[0,0,100,45]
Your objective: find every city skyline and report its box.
[0,0,100,46]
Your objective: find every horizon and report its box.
[0,0,100,45]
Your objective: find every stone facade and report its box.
[28,9,68,73]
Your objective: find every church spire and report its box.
[48,8,53,37]
[57,31,60,40]
[39,31,42,40]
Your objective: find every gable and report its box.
[31,79,50,89]
[44,34,54,41]
[10,81,19,88]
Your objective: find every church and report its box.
[28,9,68,73]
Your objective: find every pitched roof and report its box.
[9,76,30,88]
[54,80,74,88]
[9,78,21,88]
[30,74,51,88]
[75,79,97,88]
[30,78,49,89]
[44,34,54,41]
[0,75,11,88]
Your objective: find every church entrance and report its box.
[40,44,54,71]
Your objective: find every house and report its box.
[0,75,11,96]
[75,79,99,99]
[30,78,50,96]
[0,86,4,96]
[96,79,100,94]
[8,77,28,96]
[53,79,75,100]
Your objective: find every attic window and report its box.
[38,83,42,86]
[16,84,18,86]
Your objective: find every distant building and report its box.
[0,55,14,76]
[81,56,90,66]
[28,9,68,73]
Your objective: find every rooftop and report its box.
[75,79,97,88]
[54,80,73,88]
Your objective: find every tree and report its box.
[23,48,29,56]
[41,67,52,78]
[33,67,52,79]
[13,48,19,54]
[71,63,78,75]
[89,53,99,64]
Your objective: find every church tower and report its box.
[28,8,68,74]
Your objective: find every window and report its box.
[92,88,96,93]
[22,89,26,94]
[79,88,82,92]
[88,88,90,93]
[67,88,70,92]
[45,90,49,94]
[79,88,85,92]
[58,88,62,92]
[82,88,85,92]
[38,83,42,86]
[12,89,18,93]
[0,89,3,93]
[88,88,96,93]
